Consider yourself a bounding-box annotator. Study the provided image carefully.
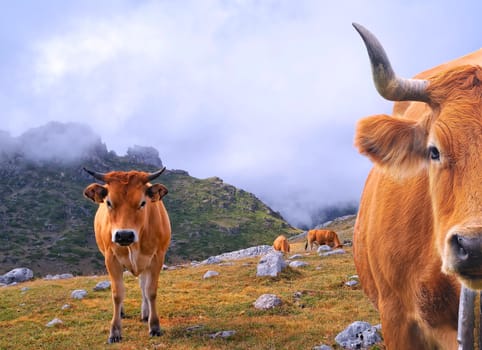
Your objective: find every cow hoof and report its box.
[149,327,163,337]
[108,335,122,344]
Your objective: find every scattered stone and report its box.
[20,287,30,292]
[289,261,308,268]
[203,271,219,279]
[343,240,353,247]
[93,281,111,291]
[61,304,71,310]
[201,256,222,265]
[46,318,63,327]
[335,321,382,349]
[209,330,236,339]
[186,325,204,332]
[349,275,359,280]
[201,245,273,264]
[43,273,74,280]
[0,268,34,285]
[320,249,346,257]
[256,251,287,277]
[313,345,333,350]
[71,289,87,299]
[345,280,358,287]
[254,294,282,310]
[317,245,332,252]
[289,254,303,259]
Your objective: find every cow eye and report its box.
[428,146,440,161]
[139,200,146,209]
[106,199,113,208]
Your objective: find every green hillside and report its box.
[0,126,300,276]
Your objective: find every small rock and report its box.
[44,273,74,280]
[313,345,333,350]
[186,325,204,332]
[320,249,346,257]
[61,304,71,310]
[71,289,87,299]
[256,251,287,277]
[335,321,382,349]
[20,287,30,292]
[289,254,303,259]
[345,280,358,287]
[317,245,332,252]
[46,318,63,327]
[203,271,219,279]
[289,261,308,268]
[254,294,282,310]
[209,330,236,339]
[93,281,111,291]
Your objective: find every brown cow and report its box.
[83,167,171,343]
[304,229,342,251]
[273,234,290,253]
[352,23,482,349]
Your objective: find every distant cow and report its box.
[352,23,482,348]
[305,229,342,251]
[273,235,290,253]
[83,167,171,343]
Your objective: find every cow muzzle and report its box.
[447,227,482,289]
[113,229,138,246]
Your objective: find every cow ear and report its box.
[83,183,108,203]
[146,183,168,201]
[354,114,428,177]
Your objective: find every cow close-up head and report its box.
[353,23,482,289]
[83,167,168,247]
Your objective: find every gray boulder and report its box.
[256,251,287,277]
[320,249,346,257]
[313,345,333,350]
[71,289,88,299]
[253,294,282,310]
[289,261,308,268]
[335,321,382,349]
[203,270,219,279]
[93,281,111,291]
[0,268,34,285]
[317,245,332,252]
[44,273,74,280]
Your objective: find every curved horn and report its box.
[352,23,429,102]
[146,167,166,182]
[83,167,106,182]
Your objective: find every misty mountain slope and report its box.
[0,123,300,275]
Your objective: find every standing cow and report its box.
[353,23,481,349]
[273,234,290,253]
[83,167,171,343]
[305,229,343,251]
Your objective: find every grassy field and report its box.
[0,219,382,350]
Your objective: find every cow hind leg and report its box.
[141,259,164,337]
[139,273,149,322]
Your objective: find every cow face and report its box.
[84,171,168,247]
[355,67,482,289]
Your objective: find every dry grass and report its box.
[0,221,382,349]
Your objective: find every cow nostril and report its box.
[451,234,469,260]
[114,230,136,246]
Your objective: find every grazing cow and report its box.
[273,235,290,253]
[83,167,171,343]
[304,229,343,251]
[352,23,482,349]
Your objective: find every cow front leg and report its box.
[106,253,125,343]
[142,256,164,337]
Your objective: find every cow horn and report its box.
[146,167,166,182]
[83,167,106,182]
[353,23,430,102]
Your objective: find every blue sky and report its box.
[1,1,481,226]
